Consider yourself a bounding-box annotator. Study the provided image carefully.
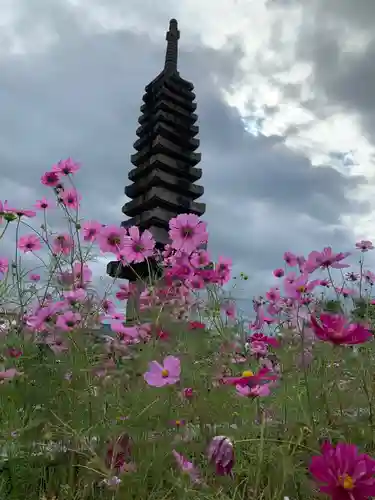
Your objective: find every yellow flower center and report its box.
[242,370,254,377]
[175,419,181,426]
[161,369,169,378]
[297,285,306,293]
[340,474,355,490]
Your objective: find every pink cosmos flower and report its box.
[97,226,126,254]
[172,450,201,484]
[143,356,181,387]
[305,247,350,273]
[52,234,73,255]
[236,383,271,398]
[63,288,86,306]
[120,226,155,263]
[249,340,268,356]
[18,234,42,253]
[215,256,232,284]
[82,220,102,242]
[283,251,298,267]
[52,158,80,176]
[356,240,374,252]
[310,441,375,500]
[284,272,320,300]
[169,214,208,254]
[273,268,284,278]
[190,249,211,269]
[249,332,280,348]
[73,262,92,285]
[34,198,51,210]
[207,436,235,476]
[0,368,21,381]
[311,313,372,345]
[56,311,81,331]
[3,202,36,218]
[41,171,61,187]
[0,258,8,278]
[60,188,81,209]
[29,273,40,281]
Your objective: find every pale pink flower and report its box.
[356,240,374,252]
[236,383,271,398]
[283,251,298,267]
[73,262,92,284]
[169,214,208,254]
[52,234,73,255]
[120,226,155,263]
[190,249,211,269]
[97,226,126,254]
[82,220,102,242]
[56,311,81,331]
[18,234,42,253]
[0,368,21,381]
[172,450,201,484]
[215,256,232,284]
[305,247,350,273]
[144,356,181,387]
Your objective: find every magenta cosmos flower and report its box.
[310,441,375,500]
[18,234,42,253]
[120,226,155,263]
[144,356,181,387]
[169,213,208,254]
[311,313,372,345]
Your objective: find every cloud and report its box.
[0,0,369,310]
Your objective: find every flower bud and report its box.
[207,435,234,476]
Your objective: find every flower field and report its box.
[1,159,375,499]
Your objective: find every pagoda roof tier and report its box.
[122,186,206,218]
[125,168,204,200]
[136,110,199,139]
[145,71,194,94]
[128,154,202,183]
[138,99,197,125]
[133,122,199,153]
[144,77,196,102]
[142,86,197,113]
[121,207,191,231]
[131,136,201,167]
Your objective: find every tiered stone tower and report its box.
[107,19,205,287]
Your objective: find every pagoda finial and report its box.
[164,18,180,73]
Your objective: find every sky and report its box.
[0,0,375,313]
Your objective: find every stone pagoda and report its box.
[107,18,205,297]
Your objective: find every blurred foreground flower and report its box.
[172,449,201,484]
[311,313,372,345]
[207,436,234,476]
[310,441,375,500]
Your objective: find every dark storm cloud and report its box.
[0,0,363,302]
